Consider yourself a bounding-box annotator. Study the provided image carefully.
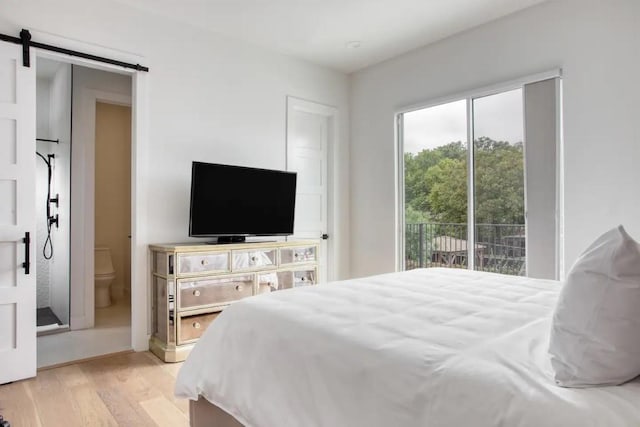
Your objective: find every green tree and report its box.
[473,137,524,224]
[425,157,468,223]
[404,141,466,216]
[404,137,524,225]
[405,204,432,224]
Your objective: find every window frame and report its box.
[396,69,563,276]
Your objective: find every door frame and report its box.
[33,31,149,352]
[286,96,337,282]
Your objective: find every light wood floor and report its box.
[0,351,188,427]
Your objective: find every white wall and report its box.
[350,0,640,278]
[35,142,50,309]
[0,0,350,342]
[48,62,72,325]
[35,78,49,139]
[35,78,51,308]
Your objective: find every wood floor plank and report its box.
[142,351,182,379]
[127,352,190,415]
[69,385,119,426]
[53,364,90,388]
[81,354,161,404]
[80,353,164,425]
[0,352,189,427]
[140,396,189,427]
[0,381,42,427]
[26,368,86,427]
[97,386,158,427]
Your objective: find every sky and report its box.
[403,88,523,154]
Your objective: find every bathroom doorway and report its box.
[36,57,135,368]
[94,101,132,329]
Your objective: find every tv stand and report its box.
[215,236,246,244]
[148,240,319,362]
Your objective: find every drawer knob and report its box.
[235,284,243,292]
[300,277,306,282]
[200,259,208,266]
[193,289,201,297]
[193,322,201,329]
[251,256,257,262]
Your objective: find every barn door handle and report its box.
[22,232,31,274]
[321,234,329,240]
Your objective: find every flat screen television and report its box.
[189,162,297,242]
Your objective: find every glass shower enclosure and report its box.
[35,58,72,334]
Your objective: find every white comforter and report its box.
[175,268,640,427]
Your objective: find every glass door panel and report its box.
[472,89,526,275]
[402,100,468,270]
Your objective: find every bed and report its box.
[175,268,640,426]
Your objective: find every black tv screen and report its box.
[189,162,297,239]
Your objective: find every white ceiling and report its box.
[116,0,548,73]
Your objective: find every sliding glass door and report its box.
[400,78,559,279]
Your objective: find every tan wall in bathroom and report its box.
[95,102,131,299]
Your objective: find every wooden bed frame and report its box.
[190,397,244,427]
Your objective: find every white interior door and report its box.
[286,97,335,283]
[0,42,36,384]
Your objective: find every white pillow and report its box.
[549,225,640,387]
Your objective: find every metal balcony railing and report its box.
[405,222,526,276]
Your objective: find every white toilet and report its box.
[95,247,116,308]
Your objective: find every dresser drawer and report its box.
[178,311,221,344]
[178,274,254,309]
[232,248,277,271]
[258,269,316,292]
[257,272,279,294]
[280,246,317,265]
[177,251,230,275]
[289,269,316,287]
